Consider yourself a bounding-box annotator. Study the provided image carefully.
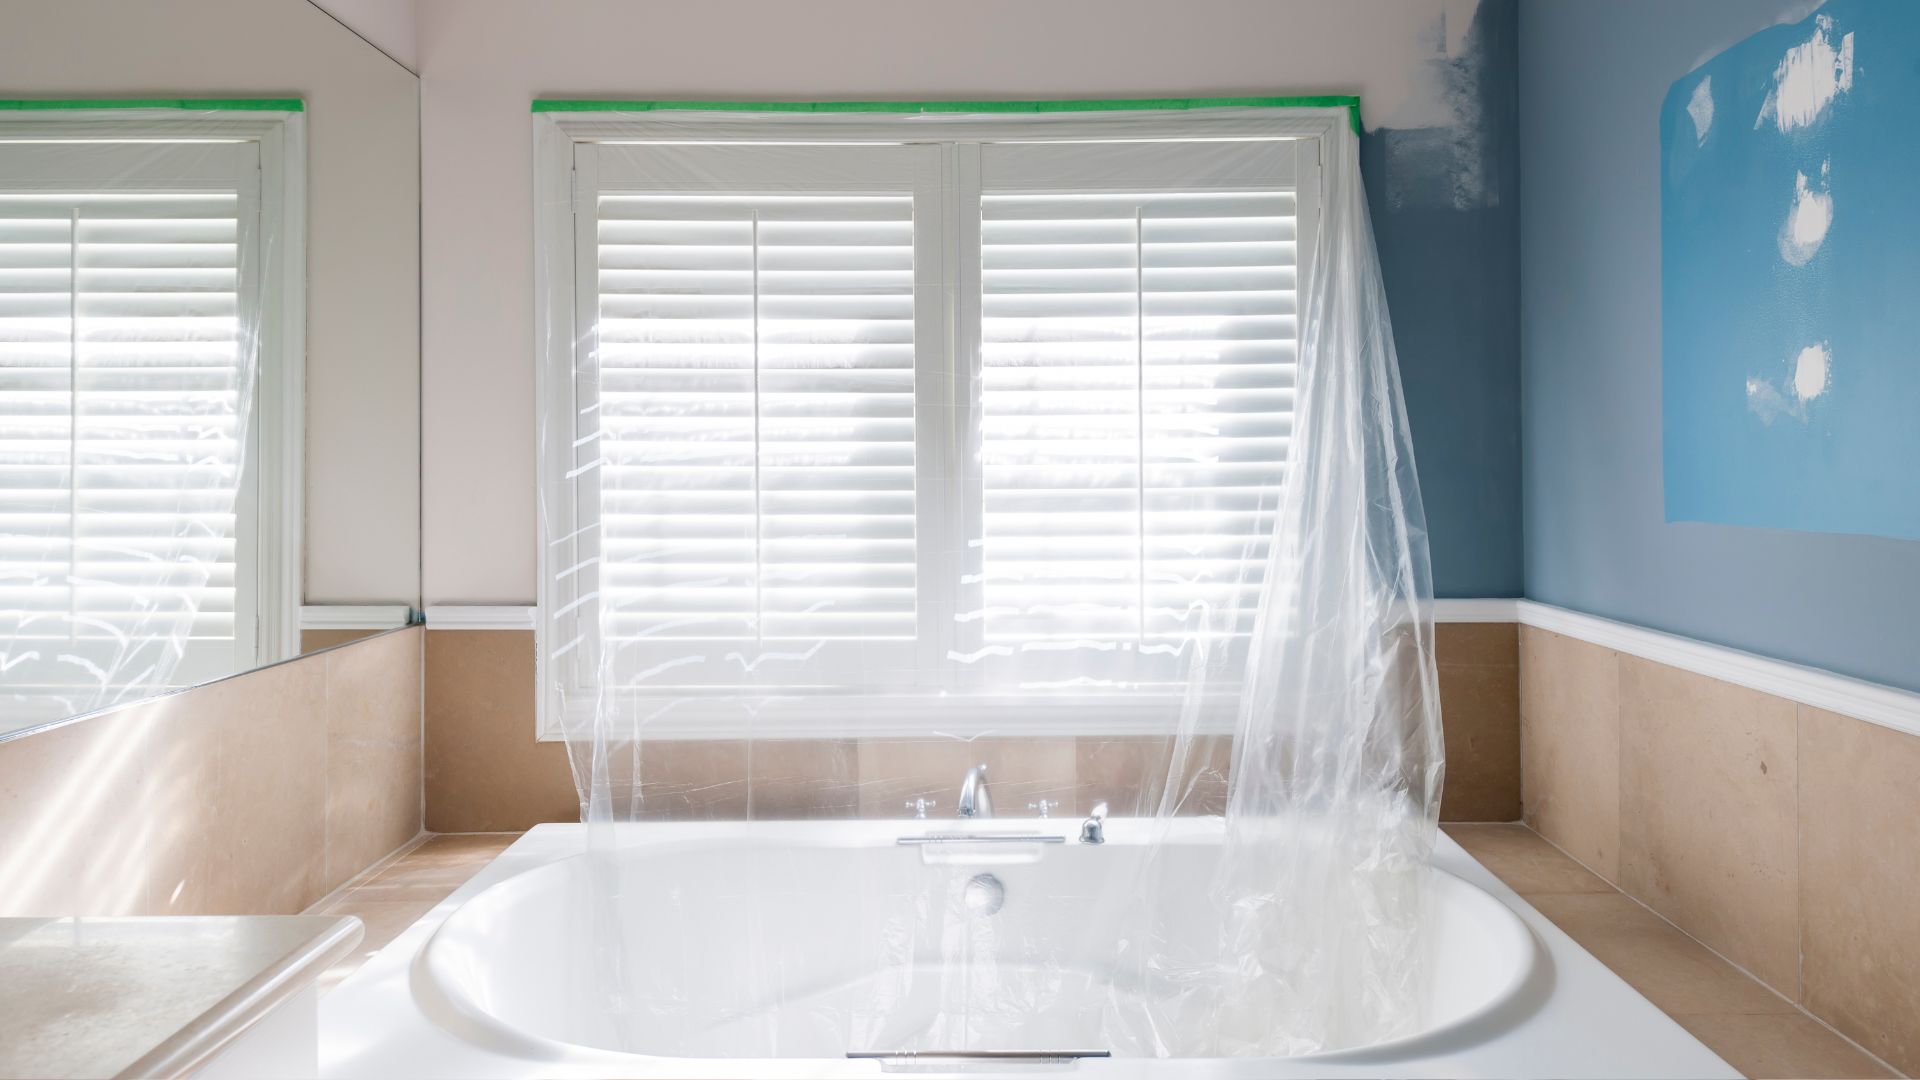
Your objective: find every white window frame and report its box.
[0,112,305,678]
[534,107,1334,740]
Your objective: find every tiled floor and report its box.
[1446,823,1898,1080]
[313,826,1900,1078]
[309,832,519,990]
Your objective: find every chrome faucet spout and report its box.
[957,763,993,819]
[1079,801,1108,844]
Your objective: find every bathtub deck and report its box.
[308,833,519,990]
[1442,825,1896,1080]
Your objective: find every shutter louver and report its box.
[595,192,917,644]
[0,190,244,676]
[980,191,1296,644]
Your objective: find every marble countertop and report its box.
[0,915,362,1080]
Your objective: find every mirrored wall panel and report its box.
[0,0,420,736]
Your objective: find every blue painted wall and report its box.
[1370,0,1524,598]
[1661,0,1920,542]
[1521,0,1920,692]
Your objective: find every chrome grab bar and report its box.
[895,833,1065,846]
[847,1049,1111,1061]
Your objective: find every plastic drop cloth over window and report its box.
[533,103,1441,1061]
[0,106,298,734]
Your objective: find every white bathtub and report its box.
[322,821,1741,1079]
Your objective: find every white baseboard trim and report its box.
[298,604,414,631]
[424,605,536,631]
[1516,600,1920,739]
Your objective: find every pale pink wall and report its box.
[416,0,1485,603]
[310,0,420,72]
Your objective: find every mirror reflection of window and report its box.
[0,113,301,733]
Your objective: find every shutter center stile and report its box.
[750,208,762,647]
[65,206,78,645]
[1133,203,1146,646]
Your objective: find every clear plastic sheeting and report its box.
[0,107,295,733]
[533,103,1441,1062]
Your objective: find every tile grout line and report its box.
[1794,702,1805,1009]
[321,648,334,896]
[1515,823,1906,1079]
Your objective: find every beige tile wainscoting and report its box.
[424,622,1522,831]
[1448,824,1895,1080]
[1523,626,1920,1077]
[0,627,425,916]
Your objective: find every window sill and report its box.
[535,692,1241,742]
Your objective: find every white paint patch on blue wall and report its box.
[1746,341,1832,425]
[1663,0,1920,542]
[1687,77,1714,144]
[1778,162,1833,266]
[1378,0,1502,212]
[1757,14,1854,132]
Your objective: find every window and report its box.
[0,114,301,719]
[537,110,1325,737]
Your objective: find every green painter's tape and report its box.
[532,96,1362,134]
[0,98,304,112]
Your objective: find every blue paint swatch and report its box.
[1661,0,1920,541]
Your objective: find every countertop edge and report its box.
[114,915,365,1080]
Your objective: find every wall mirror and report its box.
[0,0,420,736]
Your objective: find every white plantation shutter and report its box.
[0,141,260,698]
[594,191,919,641]
[974,140,1302,668]
[545,128,1313,719]
[567,143,941,695]
[978,188,1296,645]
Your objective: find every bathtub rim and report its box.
[405,828,1542,1066]
[321,821,1743,1079]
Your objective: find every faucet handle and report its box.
[1027,799,1059,818]
[905,797,937,819]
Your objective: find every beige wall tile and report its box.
[1520,627,1621,879]
[1436,621,1518,667]
[1526,892,1795,1016]
[1437,658,1521,822]
[634,740,751,820]
[1617,657,1799,998]
[745,740,859,819]
[1799,706,1920,1077]
[301,627,384,653]
[424,629,576,832]
[1074,735,1231,817]
[324,628,424,892]
[164,659,331,915]
[1674,1013,1895,1080]
[0,709,157,914]
[857,737,1078,819]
